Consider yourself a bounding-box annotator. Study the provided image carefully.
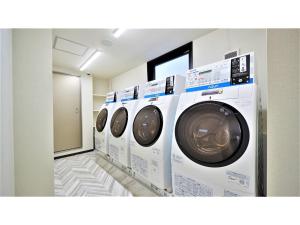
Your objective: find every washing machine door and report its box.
[96,108,108,132]
[175,101,249,167]
[110,107,128,138]
[133,105,163,147]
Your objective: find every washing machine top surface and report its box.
[119,85,141,102]
[105,91,117,103]
[185,52,254,93]
[143,75,185,98]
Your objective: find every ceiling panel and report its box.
[54,37,88,56]
[52,29,215,78]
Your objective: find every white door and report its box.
[53,74,82,152]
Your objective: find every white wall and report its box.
[93,77,109,95]
[267,29,299,196]
[52,68,94,158]
[92,77,109,124]
[109,63,147,92]
[13,29,54,196]
[0,29,15,196]
[80,75,94,151]
[53,65,87,77]
[299,29,300,195]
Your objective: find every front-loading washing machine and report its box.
[108,85,143,169]
[171,52,263,196]
[95,91,117,155]
[130,75,185,193]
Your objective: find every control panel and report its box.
[185,61,230,90]
[106,91,117,103]
[231,54,250,85]
[165,76,175,95]
[120,86,139,102]
[185,52,254,92]
[144,75,176,98]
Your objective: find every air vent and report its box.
[53,37,88,56]
[224,49,239,59]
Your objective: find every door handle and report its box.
[75,107,79,113]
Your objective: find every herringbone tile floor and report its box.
[95,151,158,196]
[54,151,132,196]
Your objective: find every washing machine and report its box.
[171,52,262,196]
[130,75,185,192]
[95,91,117,155]
[108,85,143,169]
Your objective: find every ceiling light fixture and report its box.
[79,51,101,71]
[113,28,126,38]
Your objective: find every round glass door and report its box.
[175,101,249,167]
[96,108,108,132]
[133,105,163,147]
[110,107,128,138]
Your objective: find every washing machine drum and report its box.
[175,101,249,167]
[110,107,128,137]
[133,105,163,147]
[96,108,108,132]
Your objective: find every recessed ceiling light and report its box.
[113,28,126,38]
[79,51,101,71]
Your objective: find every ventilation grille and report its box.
[224,49,239,59]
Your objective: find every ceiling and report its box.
[52,29,214,78]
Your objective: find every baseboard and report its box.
[54,149,94,160]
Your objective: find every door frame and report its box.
[0,29,15,196]
[53,71,94,158]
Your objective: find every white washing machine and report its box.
[95,91,117,155]
[171,53,262,196]
[108,85,143,169]
[130,75,185,192]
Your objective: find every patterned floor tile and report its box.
[95,151,158,197]
[54,151,132,197]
